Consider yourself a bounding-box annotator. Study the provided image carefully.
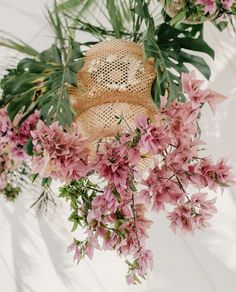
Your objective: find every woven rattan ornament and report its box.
[69,39,157,141]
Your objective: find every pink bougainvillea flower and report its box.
[87,187,119,223]
[93,136,140,189]
[181,71,227,113]
[168,192,217,233]
[222,0,234,10]
[63,70,234,285]
[67,243,81,262]
[195,0,217,15]
[181,71,204,99]
[136,117,171,155]
[0,108,39,159]
[203,89,227,113]
[31,120,90,182]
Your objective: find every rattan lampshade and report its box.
[69,39,157,141]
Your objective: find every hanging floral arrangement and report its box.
[0,0,235,285]
[160,0,236,26]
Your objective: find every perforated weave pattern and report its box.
[69,39,157,141]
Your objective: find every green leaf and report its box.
[24,138,33,156]
[143,23,214,105]
[58,0,95,13]
[0,32,39,56]
[0,42,84,127]
[106,0,124,38]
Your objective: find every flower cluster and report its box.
[0,109,39,192]
[195,0,234,15]
[61,71,234,285]
[31,121,90,183]
[1,71,232,284]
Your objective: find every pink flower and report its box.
[168,192,217,233]
[189,158,234,190]
[195,0,217,15]
[181,72,227,113]
[203,89,227,113]
[136,189,151,206]
[87,187,119,223]
[135,249,153,277]
[126,249,153,284]
[222,0,234,10]
[0,108,13,142]
[93,136,140,189]
[31,120,90,182]
[168,204,195,233]
[136,116,171,155]
[181,71,204,100]
[67,243,81,262]
[0,109,39,159]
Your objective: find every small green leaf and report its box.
[24,138,33,156]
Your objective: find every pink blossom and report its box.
[188,158,234,190]
[168,204,195,233]
[181,71,204,99]
[62,69,233,284]
[181,72,227,113]
[135,249,153,277]
[87,187,119,222]
[0,108,13,142]
[203,89,227,113]
[136,189,151,206]
[168,192,217,233]
[31,120,90,182]
[222,0,234,10]
[84,243,94,260]
[126,249,153,284]
[195,0,217,15]
[136,116,170,155]
[93,136,140,189]
[67,243,81,262]
[0,149,18,190]
[0,109,39,159]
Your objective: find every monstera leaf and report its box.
[143,23,214,105]
[0,42,84,127]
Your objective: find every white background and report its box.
[0,1,236,292]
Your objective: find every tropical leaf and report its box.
[106,0,125,38]
[144,23,214,105]
[57,0,96,13]
[0,42,84,127]
[0,32,39,56]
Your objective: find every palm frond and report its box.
[0,32,39,57]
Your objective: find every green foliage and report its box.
[0,3,85,128]
[59,179,100,232]
[144,23,214,104]
[57,0,95,13]
[132,1,214,105]
[0,32,39,56]
[2,183,21,202]
[0,43,83,127]
[0,0,216,124]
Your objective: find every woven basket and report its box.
[68,39,157,142]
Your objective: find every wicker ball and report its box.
[69,39,157,141]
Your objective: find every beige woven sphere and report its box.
[69,39,157,141]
